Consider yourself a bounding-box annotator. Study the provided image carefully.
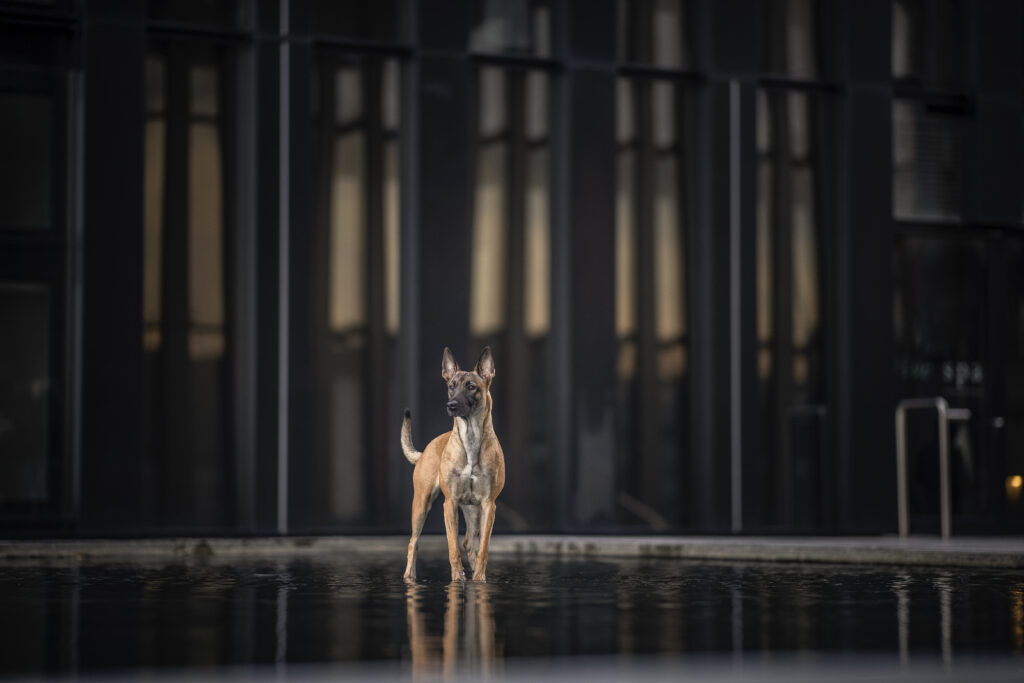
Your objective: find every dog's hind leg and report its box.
[404,485,438,582]
[461,504,481,569]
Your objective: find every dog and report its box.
[401,347,505,583]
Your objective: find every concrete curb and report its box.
[1,535,1023,568]
[490,535,1024,568]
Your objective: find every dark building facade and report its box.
[1,0,1022,537]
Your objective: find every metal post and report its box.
[936,400,950,540]
[895,404,908,538]
[895,397,970,540]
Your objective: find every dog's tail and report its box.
[401,409,422,465]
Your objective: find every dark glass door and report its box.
[0,32,74,530]
[894,231,1024,533]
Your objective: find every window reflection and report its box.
[311,55,401,526]
[144,57,165,352]
[755,88,829,529]
[760,0,825,80]
[470,65,551,528]
[471,0,552,57]
[142,45,235,528]
[187,65,225,360]
[616,77,690,528]
[618,0,690,69]
[892,0,964,89]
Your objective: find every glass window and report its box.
[142,43,236,528]
[760,0,828,80]
[0,284,50,504]
[618,0,690,69]
[892,0,964,89]
[892,99,964,221]
[471,0,553,57]
[470,65,552,528]
[0,27,71,526]
[616,77,691,529]
[0,91,52,231]
[754,88,831,529]
[309,54,401,527]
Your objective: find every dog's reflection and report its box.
[406,582,499,679]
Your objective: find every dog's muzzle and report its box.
[446,399,469,417]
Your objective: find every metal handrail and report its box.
[895,397,971,540]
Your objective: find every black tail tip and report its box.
[404,408,411,419]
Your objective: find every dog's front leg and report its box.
[472,499,497,582]
[461,504,480,568]
[443,497,466,582]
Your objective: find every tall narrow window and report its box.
[618,0,691,69]
[754,89,831,529]
[142,44,235,528]
[760,0,828,80]
[0,30,73,524]
[309,55,401,527]
[615,77,691,529]
[471,0,552,57]
[469,66,551,529]
[892,0,964,90]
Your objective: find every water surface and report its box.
[1,552,1022,677]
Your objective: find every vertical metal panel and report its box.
[80,15,145,531]
[234,34,258,533]
[415,54,471,451]
[710,0,759,75]
[567,0,615,61]
[254,37,282,533]
[567,68,617,527]
[842,88,894,531]
[285,32,315,532]
[729,79,742,532]
[277,0,291,533]
[397,52,421,525]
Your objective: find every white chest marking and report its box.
[456,417,482,475]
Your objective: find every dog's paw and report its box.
[472,572,487,583]
[451,569,466,583]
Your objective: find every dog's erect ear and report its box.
[474,346,495,384]
[441,347,460,383]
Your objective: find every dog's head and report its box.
[441,347,495,418]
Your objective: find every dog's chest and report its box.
[448,418,486,504]
[456,418,482,469]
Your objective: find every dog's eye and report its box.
[467,383,475,391]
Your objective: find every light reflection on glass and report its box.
[187,67,226,361]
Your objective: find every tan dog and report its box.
[401,347,505,583]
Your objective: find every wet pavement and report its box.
[1,548,1023,680]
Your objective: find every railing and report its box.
[895,397,971,540]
